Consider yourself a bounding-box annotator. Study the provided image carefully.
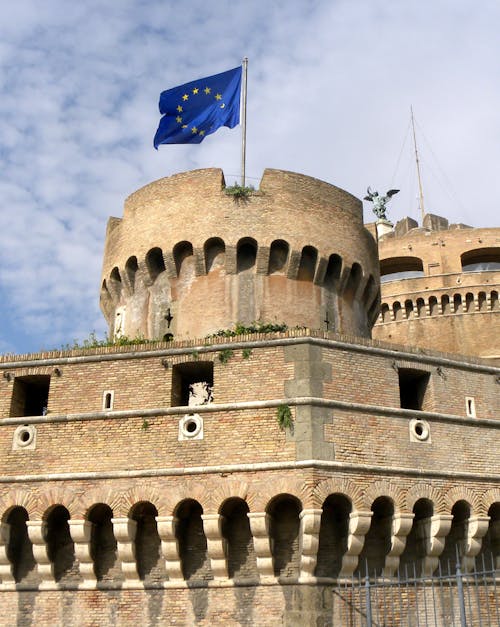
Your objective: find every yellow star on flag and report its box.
[199,130,205,136]
[182,125,187,129]
[215,93,222,101]
[191,127,198,134]
[182,94,189,101]
[177,105,183,112]
[204,87,211,94]
[192,88,199,94]
[176,116,182,123]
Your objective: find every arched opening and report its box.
[175,499,212,582]
[381,303,390,323]
[357,497,394,576]
[204,237,225,273]
[109,267,122,300]
[220,498,257,581]
[441,294,450,314]
[405,299,414,319]
[416,298,426,317]
[130,501,165,584]
[5,507,38,584]
[88,503,121,583]
[429,296,439,316]
[173,241,194,277]
[343,263,362,301]
[491,290,499,311]
[237,238,257,273]
[145,247,166,282]
[324,254,342,288]
[380,256,424,283]
[393,301,403,321]
[439,501,470,572]
[362,275,377,307]
[453,293,462,313]
[478,291,487,311]
[400,499,434,574]
[125,256,138,291]
[461,247,500,272]
[477,502,500,571]
[297,246,317,282]
[268,240,289,274]
[315,494,352,579]
[267,495,302,580]
[45,505,78,584]
[465,292,474,313]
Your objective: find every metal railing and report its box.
[332,555,499,627]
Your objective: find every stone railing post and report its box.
[382,513,414,577]
[201,514,228,580]
[111,517,140,586]
[298,508,323,582]
[461,515,490,572]
[156,515,183,582]
[26,520,53,587]
[0,523,15,586]
[247,512,274,580]
[339,510,373,578]
[418,514,453,576]
[68,519,96,588]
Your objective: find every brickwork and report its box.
[0,171,498,625]
[100,169,380,341]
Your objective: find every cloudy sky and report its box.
[0,0,498,355]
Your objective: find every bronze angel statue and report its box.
[364,187,399,220]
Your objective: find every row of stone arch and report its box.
[1,489,498,588]
[101,238,379,313]
[378,290,500,323]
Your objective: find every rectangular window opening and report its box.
[465,396,476,417]
[10,375,51,417]
[171,362,214,407]
[103,390,114,411]
[398,368,430,410]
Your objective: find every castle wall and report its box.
[374,223,500,361]
[0,333,497,626]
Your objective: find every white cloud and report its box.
[0,0,498,354]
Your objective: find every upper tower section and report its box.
[373,214,500,362]
[100,168,379,341]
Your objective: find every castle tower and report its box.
[100,168,380,340]
[373,214,500,363]
[0,170,498,626]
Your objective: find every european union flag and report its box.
[154,66,242,148]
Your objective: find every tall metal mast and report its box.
[411,106,425,223]
[240,57,248,187]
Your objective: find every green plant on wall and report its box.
[224,183,255,201]
[218,348,234,364]
[242,348,252,359]
[277,404,293,431]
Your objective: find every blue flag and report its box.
[154,66,242,148]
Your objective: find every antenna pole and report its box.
[241,57,248,187]
[411,106,425,223]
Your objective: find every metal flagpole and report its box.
[410,106,426,224]
[241,57,248,187]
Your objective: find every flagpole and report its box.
[411,106,425,224]
[241,57,248,187]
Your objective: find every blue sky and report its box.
[0,0,498,355]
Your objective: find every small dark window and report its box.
[398,368,430,410]
[10,375,50,417]
[171,362,214,407]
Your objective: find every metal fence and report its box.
[332,556,499,627]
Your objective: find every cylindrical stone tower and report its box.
[100,168,380,341]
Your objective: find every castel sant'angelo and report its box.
[0,168,498,626]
